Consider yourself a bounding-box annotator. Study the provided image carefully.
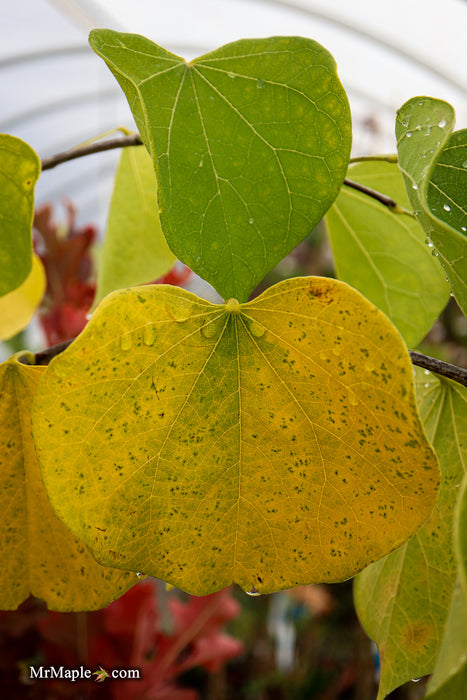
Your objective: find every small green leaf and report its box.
[0,135,40,296]
[89,31,352,302]
[0,355,135,611]
[32,277,439,596]
[354,370,467,699]
[326,161,449,347]
[396,97,467,314]
[95,145,176,303]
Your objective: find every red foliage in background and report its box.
[33,200,192,346]
[37,583,243,699]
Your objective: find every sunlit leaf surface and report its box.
[354,370,467,699]
[95,145,176,304]
[89,31,352,301]
[0,134,40,295]
[396,97,467,314]
[33,278,438,595]
[326,161,449,348]
[0,355,135,611]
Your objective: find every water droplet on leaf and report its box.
[443,204,451,212]
[143,323,156,346]
[256,78,266,88]
[246,586,261,596]
[201,320,219,339]
[406,131,412,138]
[227,72,235,79]
[120,333,132,351]
[248,319,266,338]
[438,118,447,128]
[249,217,254,224]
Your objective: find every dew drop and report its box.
[227,71,235,79]
[443,203,451,212]
[406,131,412,138]
[246,586,261,596]
[411,678,421,683]
[424,126,431,136]
[167,299,194,323]
[438,118,447,128]
[401,115,409,127]
[412,183,418,190]
[199,157,204,168]
[256,78,266,88]
[425,238,434,248]
[249,217,255,224]
[248,319,266,338]
[431,249,439,257]
[200,320,218,339]
[120,333,132,351]
[461,226,467,232]
[424,369,430,375]
[463,160,467,169]
[143,323,156,346]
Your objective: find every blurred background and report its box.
[2,0,467,229]
[1,2,466,698]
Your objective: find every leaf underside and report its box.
[354,371,467,699]
[95,145,176,304]
[32,277,439,596]
[326,160,449,348]
[89,31,352,301]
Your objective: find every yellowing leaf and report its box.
[0,255,45,340]
[32,278,439,595]
[0,355,135,611]
[354,371,467,699]
[95,145,176,304]
[0,134,40,296]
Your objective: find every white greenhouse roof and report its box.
[2,0,467,229]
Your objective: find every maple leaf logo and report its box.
[93,666,109,682]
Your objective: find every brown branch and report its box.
[409,352,467,387]
[343,178,414,216]
[28,337,467,387]
[41,133,143,171]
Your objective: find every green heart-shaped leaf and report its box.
[396,97,467,314]
[89,31,352,302]
[32,278,439,596]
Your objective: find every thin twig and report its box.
[29,338,467,387]
[343,178,414,216]
[409,352,467,387]
[41,133,143,171]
